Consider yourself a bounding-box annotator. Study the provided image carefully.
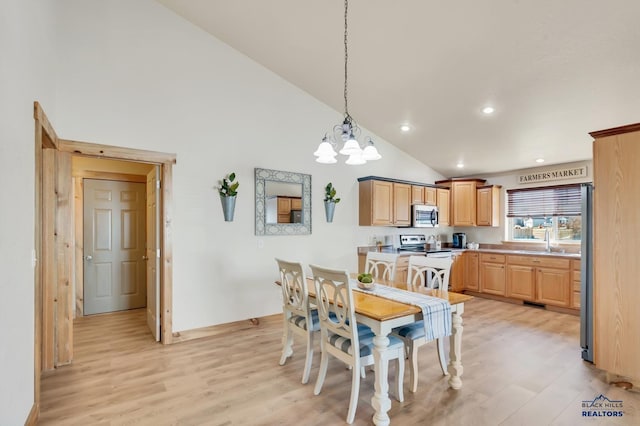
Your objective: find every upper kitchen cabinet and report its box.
[411,185,436,205]
[436,188,450,226]
[359,179,411,226]
[436,179,486,226]
[590,122,640,382]
[476,185,501,227]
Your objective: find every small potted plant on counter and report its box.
[323,182,341,223]
[218,172,239,222]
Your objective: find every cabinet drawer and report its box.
[507,255,570,269]
[572,270,581,282]
[480,253,505,263]
[573,280,581,292]
[571,259,581,271]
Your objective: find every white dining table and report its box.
[306,275,473,426]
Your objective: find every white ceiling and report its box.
[157,0,640,178]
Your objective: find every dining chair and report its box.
[391,255,453,392]
[364,251,398,281]
[276,258,319,384]
[310,264,405,424]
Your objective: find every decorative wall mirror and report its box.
[255,168,311,235]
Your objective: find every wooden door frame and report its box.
[57,139,176,346]
[32,101,176,423]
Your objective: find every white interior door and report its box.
[146,166,160,341]
[83,179,146,315]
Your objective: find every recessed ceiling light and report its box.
[456,162,464,168]
[400,124,411,132]
[536,158,545,163]
[482,106,495,115]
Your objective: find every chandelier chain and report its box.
[343,0,349,119]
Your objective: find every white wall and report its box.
[0,0,57,423]
[53,0,445,332]
[457,160,593,244]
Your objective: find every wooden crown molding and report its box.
[589,122,640,138]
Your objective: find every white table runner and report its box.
[351,279,452,340]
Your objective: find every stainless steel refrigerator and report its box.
[580,183,594,362]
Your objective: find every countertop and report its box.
[357,245,581,259]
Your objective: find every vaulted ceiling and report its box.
[157,0,640,177]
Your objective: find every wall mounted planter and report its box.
[220,195,237,222]
[324,200,336,223]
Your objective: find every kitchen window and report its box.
[506,184,582,243]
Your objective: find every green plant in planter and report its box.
[324,182,340,223]
[219,172,239,197]
[218,172,239,222]
[324,182,340,204]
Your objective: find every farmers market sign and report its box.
[518,166,587,184]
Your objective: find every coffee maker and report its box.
[452,233,467,249]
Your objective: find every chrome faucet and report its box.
[544,228,551,252]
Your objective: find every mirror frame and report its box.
[255,168,312,235]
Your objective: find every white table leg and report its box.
[371,334,391,426]
[448,304,464,390]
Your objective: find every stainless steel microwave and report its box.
[412,204,439,227]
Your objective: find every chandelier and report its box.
[314,0,382,165]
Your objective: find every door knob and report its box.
[85,255,93,261]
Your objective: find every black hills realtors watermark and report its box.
[582,394,624,417]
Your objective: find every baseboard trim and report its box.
[463,291,579,316]
[25,402,38,426]
[171,313,282,344]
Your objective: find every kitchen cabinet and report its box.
[358,180,411,226]
[479,253,506,296]
[571,260,581,309]
[411,185,424,204]
[476,185,501,227]
[359,180,393,225]
[449,252,464,292]
[396,255,409,284]
[591,122,640,380]
[436,188,450,226]
[424,187,437,206]
[436,179,486,226]
[393,183,412,226]
[464,251,479,291]
[506,255,571,307]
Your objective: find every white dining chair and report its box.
[276,258,318,384]
[310,264,405,424]
[391,255,453,392]
[364,251,398,281]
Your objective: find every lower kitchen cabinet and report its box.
[479,253,506,296]
[506,255,571,308]
[449,252,464,292]
[571,259,581,309]
[464,251,479,291]
[506,264,535,300]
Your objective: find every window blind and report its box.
[507,184,582,217]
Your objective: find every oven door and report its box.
[412,205,439,227]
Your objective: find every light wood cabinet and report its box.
[476,185,501,227]
[359,180,393,225]
[436,179,486,226]
[359,180,411,226]
[591,122,640,380]
[393,183,412,226]
[436,188,450,226]
[411,185,424,204]
[450,252,464,292]
[464,251,479,291]
[424,187,437,206]
[480,253,506,296]
[506,255,571,307]
[396,255,409,284]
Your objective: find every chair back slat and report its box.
[310,264,359,357]
[276,258,309,317]
[407,256,453,291]
[365,252,399,281]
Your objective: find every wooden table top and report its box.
[276,274,473,322]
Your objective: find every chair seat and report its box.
[328,326,404,357]
[289,309,320,332]
[393,320,426,340]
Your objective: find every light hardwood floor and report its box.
[40,298,639,425]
